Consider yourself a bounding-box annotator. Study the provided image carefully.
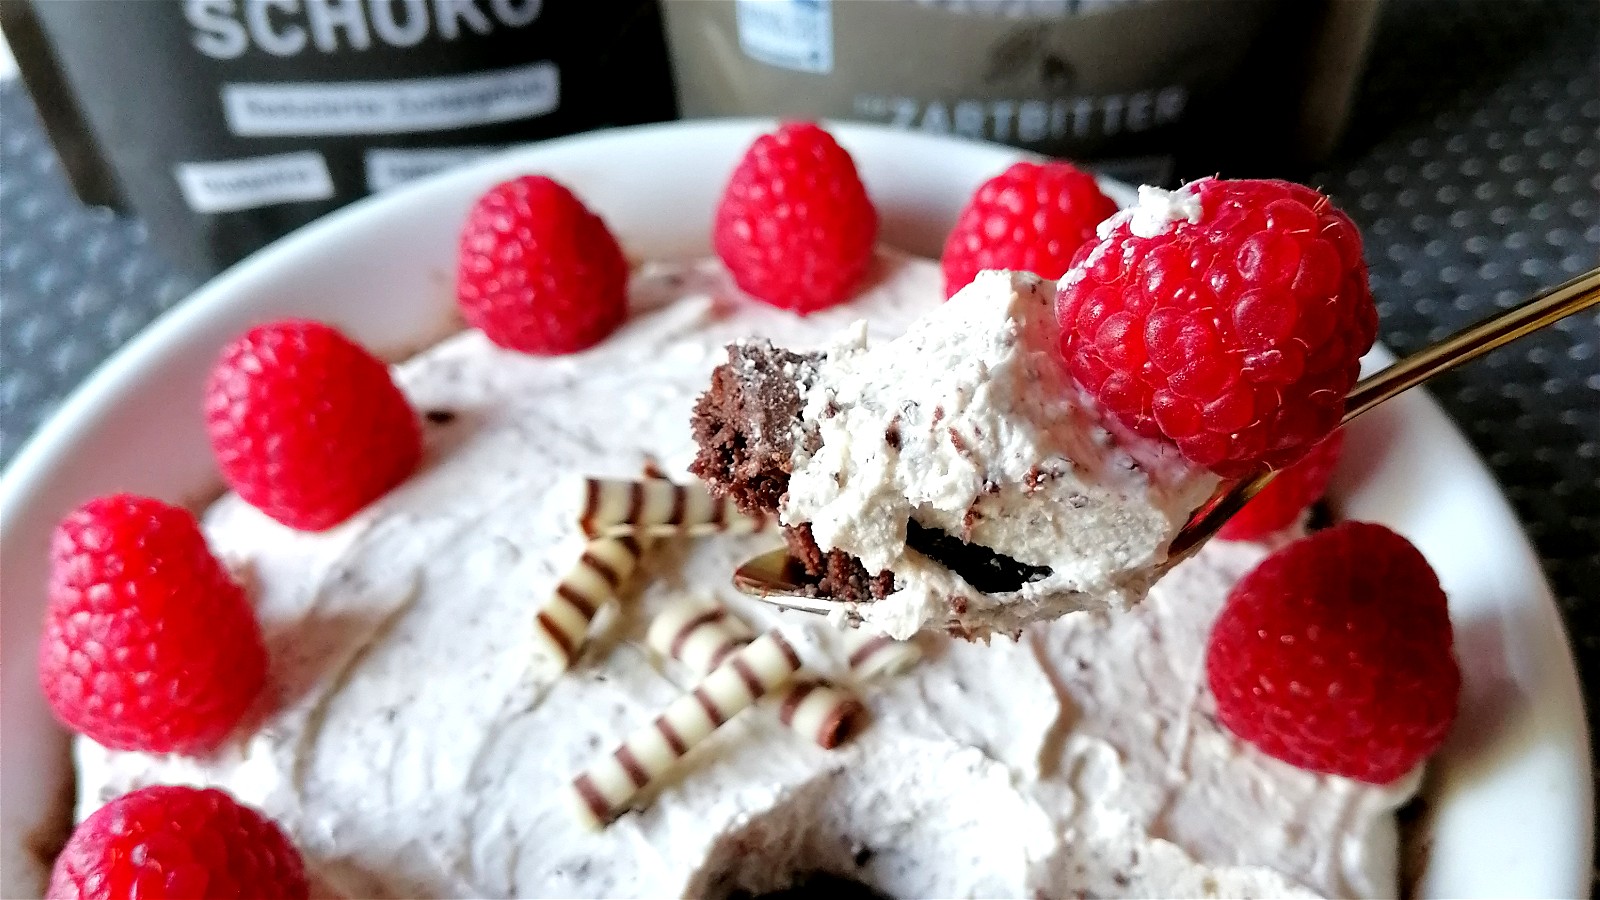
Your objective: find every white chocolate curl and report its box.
[841,627,922,681]
[533,537,646,669]
[647,599,863,750]
[577,477,768,538]
[569,631,803,829]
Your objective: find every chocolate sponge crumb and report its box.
[690,341,819,517]
[690,341,894,603]
[784,524,896,601]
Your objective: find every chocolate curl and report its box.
[647,599,863,750]
[577,477,767,538]
[533,537,646,670]
[569,631,803,829]
[842,628,922,681]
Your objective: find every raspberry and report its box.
[940,160,1118,297]
[1218,430,1345,541]
[1206,522,1460,784]
[47,785,308,900]
[457,175,629,354]
[1055,178,1376,476]
[714,122,878,314]
[37,495,268,754]
[205,319,421,531]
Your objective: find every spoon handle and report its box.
[1169,266,1600,563]
[1341,266,1600,424]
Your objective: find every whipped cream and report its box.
[71,253,1410,899]
[784,270,1219,638]
[1097,182,1205,240]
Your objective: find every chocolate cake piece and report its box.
[784,524,897,601]
[690,340,817,517]
[691,341,893,602]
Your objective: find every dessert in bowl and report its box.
[0,121,1589,899]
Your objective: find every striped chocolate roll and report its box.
[842,628,922,681]
[645,599,758,675]
[773,678,864,751]
[647,598,862,750]
[568,631,803,829]
[533,536,646,670]
[576,477,768,538]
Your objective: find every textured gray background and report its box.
[1,0,1597,879]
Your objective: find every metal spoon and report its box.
[733,266,1600,614]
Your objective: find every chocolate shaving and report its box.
[948,427,966,454]
[962,503,981,541]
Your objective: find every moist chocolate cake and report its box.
[690,340,894,601]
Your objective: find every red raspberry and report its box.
[47,785,308,900]
[1206,522,1460,784]
[38,495,268,755]
[457,175,629,354]
[205,319,421,531]
[714,122,878,314]
[1218,430,1345,541]
[1056,178,1376,477]
[941,160,1118,298]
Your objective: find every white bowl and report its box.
[1,120,1590,898]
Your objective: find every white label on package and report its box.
[174,151,335,213]
[365,146,499,192]
[735,0,833,74]
[222,61,559,137]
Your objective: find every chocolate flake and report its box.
[948,427,968,455]
[962,503,981,541]
[424,409,457,424]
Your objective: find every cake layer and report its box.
[71,254,1409,899]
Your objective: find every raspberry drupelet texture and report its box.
[457,175,630,355]
[1206,522,1460,784]
[1218,430,1345,541]
[1056,178,1377,477]
[205,319,422,531]
[38,494,268,755]
[47,785,308,900]
[714,122,879,314]
[940,160,1118,298]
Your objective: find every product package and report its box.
[3,0,677,275]
[661,0,1380,185]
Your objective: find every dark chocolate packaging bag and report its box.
[4,0,677,275]
[660,0,1379,184]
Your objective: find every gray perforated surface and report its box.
[0,84,200,457]
[0,0,1596,872]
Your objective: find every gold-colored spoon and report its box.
[733,266,1600,616]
